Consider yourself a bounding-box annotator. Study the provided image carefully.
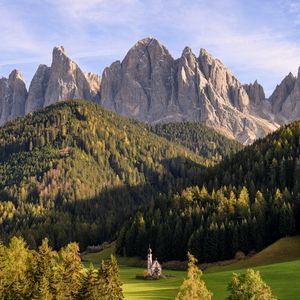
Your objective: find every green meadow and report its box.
[83,237,300,300]
[113,260,300,300]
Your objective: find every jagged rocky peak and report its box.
[122,37,174,72]
[175,46,205,113]
[9,69,24,81]
[198,48,250,112]
[53,45,67,55]
[181,46,194,58]
[26,45,99,112]
[100,61,122,111]
[0,38,293,145]
[269,71,297,115]
[99,38,276,144]
[84,72,101,97]
[26,64,51,114]
[0,69,27,124]
[244,80,266,106]
[270,67,300,123]
[198,48,214,79]
[100,37,175,121]
[179,46,201,72]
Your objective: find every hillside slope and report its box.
[0,100,207,249]
[117,120,300,262]
[207,236,300,272]
[150,122,243,161]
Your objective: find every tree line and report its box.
[0,236,123,300]
[116,185,297,262]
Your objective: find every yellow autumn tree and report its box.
[176,252,212,300]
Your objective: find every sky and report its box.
[1,0,300,96]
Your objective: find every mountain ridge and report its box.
[1,37,300,144]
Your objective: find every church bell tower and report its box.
[147,246,153,275]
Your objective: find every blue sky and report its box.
[1,0,300,95]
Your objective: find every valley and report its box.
[83,237,300,300]
[2,1,300,299]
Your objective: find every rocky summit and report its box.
[99,38,278,144]
[2,37,300,144]
[0,70,27,124]
[25,46,100,114]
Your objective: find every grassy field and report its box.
[83,237,300,299]
[207,236,300,273]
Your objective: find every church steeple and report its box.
[147,245,153,275]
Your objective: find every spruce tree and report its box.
[59,242,83,299]
[107,255,124,300]
[33,275,53,300]
[97,259,109,298]
[34,238,58,297]
[78,266,99,300]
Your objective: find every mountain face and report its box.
[25,46,100,114]
[2,37,300,144]
[0,70,27,124]
[0,47,100,120]
[100,38,278,144]
[268,69,300,123]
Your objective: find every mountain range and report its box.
[1,37,300,144]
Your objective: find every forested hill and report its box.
[150,122,243,161]
[0,100,208,250]
[202,120,300,193]
[117,120,300,263]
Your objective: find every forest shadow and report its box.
[40,156,207,250]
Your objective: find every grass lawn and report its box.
[115,260,300,300]
[204,260,300,300]
[82,237,300,299]
[84,255,300,299]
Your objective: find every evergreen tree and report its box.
[59,242,83,299]
[33,275,53,300]
[77,266,99,300]
[34,238,58,297]
[106,255,124,300]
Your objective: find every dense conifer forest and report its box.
[150,122,243,161]
[117,121,300,262]
[0,100,213,250]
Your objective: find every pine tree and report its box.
[97,259,109,298]
[34,238,58,296]
[33,275,53,300]
[4,237,33,299]
[59,242,83,299]
[237,187,250,217]
[77,266,99,300]
[107,255,124,300]
[172,218,184,259]
[176,252,212,300]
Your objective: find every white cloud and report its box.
[154,0,300,92]
[1,0,300,94]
